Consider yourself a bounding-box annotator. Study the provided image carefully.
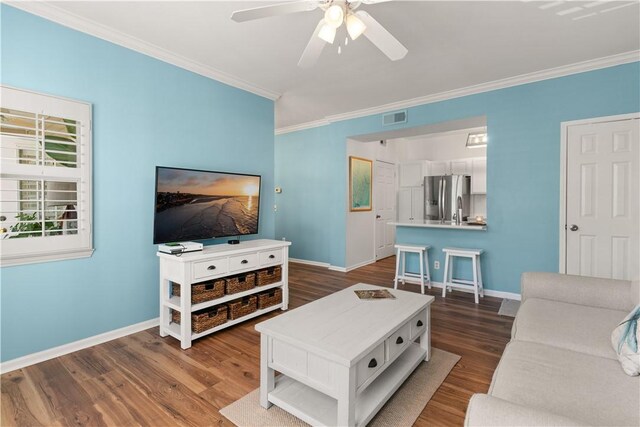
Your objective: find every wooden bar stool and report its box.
[394,244,432,294]
[441,247,484,304]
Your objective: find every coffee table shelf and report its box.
[269,343,426,427]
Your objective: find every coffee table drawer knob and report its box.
[417,320,424,327]
[396,336,404,345]
[368,358,378,368]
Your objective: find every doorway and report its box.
[560,113,639,280]
[375,160,396,260]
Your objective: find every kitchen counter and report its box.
[389,220,487,231]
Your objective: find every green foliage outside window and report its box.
[8,212,61,238]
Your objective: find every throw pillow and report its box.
[611,304,640,376]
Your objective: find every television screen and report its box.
[153,166,261,244]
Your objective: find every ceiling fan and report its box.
[231,0,408,68]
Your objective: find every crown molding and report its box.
[5,1,281,101]
[275,118,331,135]
[275,50,640,135]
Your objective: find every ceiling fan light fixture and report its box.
[346,13,366,40]
[324,4,345,28]
[318,23,337,43]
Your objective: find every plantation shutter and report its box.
[0,86,93,266]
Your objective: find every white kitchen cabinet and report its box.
[471,157,487,194]
[399,162,424,187]
[398,186,424,222]
[427,161,449,176]
[426,159,472,176]
[450,159,472,175]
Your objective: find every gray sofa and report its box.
[465,272,640,426]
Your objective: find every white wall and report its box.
[393,129,486,161]
[345,140,396,269]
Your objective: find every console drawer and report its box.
[259,249,282,266]
[193,258,229,280]
[386,322,410,361]
[410,309,427,339]
[356,342,385,388]
[229,253,258,272]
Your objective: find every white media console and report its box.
[157,239,291,349]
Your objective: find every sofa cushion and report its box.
[632,280,639,306]
[465,394,586,426]
[611,304,640,376]
[513,298,625,360]
[490,341,640,426]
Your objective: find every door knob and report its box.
[376,215,381,219]
[570,224,579,231]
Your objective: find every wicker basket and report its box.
[172,279,225,304]
[257,288,283,310]
[225,273,256,295]
[170,305,228,333]
[228,295,257,320]
[256,266,282,286]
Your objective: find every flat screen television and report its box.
[153,166,261,244]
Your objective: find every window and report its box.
[0,86,93,266]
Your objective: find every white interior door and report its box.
[566,117,639,280]
[375,161,396,260]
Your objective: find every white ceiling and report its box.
[14,1,640,130]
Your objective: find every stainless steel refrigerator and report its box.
[424,175,471,222]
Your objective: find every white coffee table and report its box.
[255,283,435,427]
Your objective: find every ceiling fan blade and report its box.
[231,1,318,23]
[355,10,407,61]
[298,20,327,68]
[360,0,393,4]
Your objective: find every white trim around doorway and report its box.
[558,112,640,273]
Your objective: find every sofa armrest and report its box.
[465,394,586,426]
[521,272,632,311]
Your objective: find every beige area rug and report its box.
[219,348,460,427]
[498,299,521,318]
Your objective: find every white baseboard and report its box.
[398,278,521,301]
[344,259,376,272]
[289,258,331,268]
[290,257,351,272]
[291,257,375,273]
[0,317,159,374]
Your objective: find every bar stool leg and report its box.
[448,256,454,291]
[441,253,449,298]
[401,251,407,285]
[424,250,432,289]
[477,254,484,297]
[472,255,479,304]
[394,248,401,289]
[418,250,425,295]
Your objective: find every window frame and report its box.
[0,85,93,267]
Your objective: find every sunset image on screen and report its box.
[154,168,260,243]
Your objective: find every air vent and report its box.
[382,110,407,126]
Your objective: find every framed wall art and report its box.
[349,156,372,212]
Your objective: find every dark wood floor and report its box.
[1,257,514,426]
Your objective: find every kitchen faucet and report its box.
[454,195,463,225]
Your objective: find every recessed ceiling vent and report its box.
[382,110,407,126]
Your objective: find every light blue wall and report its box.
[275,62,640,293]
[0,6,275,362]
